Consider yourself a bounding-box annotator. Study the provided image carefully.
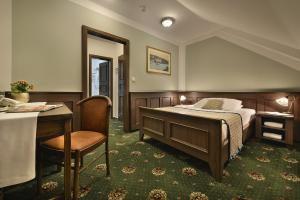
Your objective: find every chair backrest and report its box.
[78,96,112,135]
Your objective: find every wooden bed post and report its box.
[208,120,223,181]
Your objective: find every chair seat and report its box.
[42,131,107,151]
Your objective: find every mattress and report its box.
[171,105,256,143]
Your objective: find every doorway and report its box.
[82,26,130,132]
[89,54,113,105]
[118,55,124,120]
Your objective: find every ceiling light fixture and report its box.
[161,17,175,28]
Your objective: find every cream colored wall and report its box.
[186,37,300,91]
[0,0,12,91]
[13,0,298,93]
[12,0,178,92]
[88,35,123,118]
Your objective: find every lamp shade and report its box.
[180,95,186,102]
[276,97,289,107]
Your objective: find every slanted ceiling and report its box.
[177,0,300,71]
[70,0,300,72]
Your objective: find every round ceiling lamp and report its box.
[161,17,175,28]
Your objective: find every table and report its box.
[256,111,294,146]
[36,103,73,200]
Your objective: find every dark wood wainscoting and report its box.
[130,91,300,142]
[6,91,82,131]
[130,92,178,130]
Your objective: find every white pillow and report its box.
[194,98,242,111]
[194,98,209,108]
[222,98,242,111]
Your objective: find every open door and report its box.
[89,54,113,116]
[99,61,110,97]
[118,55,124,120]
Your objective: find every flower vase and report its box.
[11,92,30,103]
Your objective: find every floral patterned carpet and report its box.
[5,120,300,200]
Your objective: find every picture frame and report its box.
[146,46,171,75]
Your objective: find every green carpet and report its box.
[5,119,300,200]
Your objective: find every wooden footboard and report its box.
[139,107,225,180]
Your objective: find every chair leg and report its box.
[73,151,80,200]
[105,141,110,176]
[139,131,144,141]
[80,156,84,168]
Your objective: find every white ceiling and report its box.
[89,0,222,44]
[86,0,300,49]
[177,0,300,50]
[177,0,300,71]
[70,0,300,71]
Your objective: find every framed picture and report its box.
[146,46,171,75]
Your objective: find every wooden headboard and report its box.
[178,92,297,112]
[130,91,300,142]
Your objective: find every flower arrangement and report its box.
[10,80,34,93]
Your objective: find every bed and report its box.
[139,100,256,180]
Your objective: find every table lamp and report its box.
[180,95,186,104]
[276,96,295,113]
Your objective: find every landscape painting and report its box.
[147,46,171,75]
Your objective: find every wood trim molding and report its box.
[82,25,130,132]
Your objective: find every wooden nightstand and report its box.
[256,111,294,145]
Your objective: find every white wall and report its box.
[0,0,12,91]
[12,0,179,92]
[88,35,123,118]
[185,37,300,91]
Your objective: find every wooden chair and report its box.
[37,96,112,199]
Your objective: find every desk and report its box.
[36,104,72,200]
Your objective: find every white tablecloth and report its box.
[0,105,43,187]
